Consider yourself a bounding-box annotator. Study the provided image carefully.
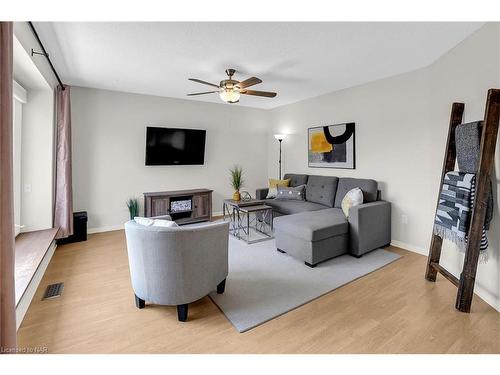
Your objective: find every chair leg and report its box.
[135,294,145,309]
[177,304,188,322]
[217,279,226,294]
[305,262,317,268]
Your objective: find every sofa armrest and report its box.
[348,201,391,256]
[256,188,269,200]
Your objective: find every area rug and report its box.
[209,237,401,333]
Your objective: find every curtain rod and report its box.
[27,21,65,90]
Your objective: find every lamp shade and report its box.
[274,134,287,141]
[219,88,240,103]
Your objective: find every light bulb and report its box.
[219,88,241,103]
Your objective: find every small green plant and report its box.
[126,198,139,220]
[229,165,244,191]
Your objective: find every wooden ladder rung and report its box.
[430,262,459,287]
[425,89,500,313]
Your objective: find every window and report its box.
[13,81,27,237]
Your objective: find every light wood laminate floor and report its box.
[17,230,499,353]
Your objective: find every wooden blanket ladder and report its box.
[425,88,500,313]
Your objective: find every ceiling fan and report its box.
[187,69,277,104]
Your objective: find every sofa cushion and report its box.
[334,178,378,208]
[274,208,348,242]
[264,199,326,215]
[283,173,309,187]
[305,175,339,207]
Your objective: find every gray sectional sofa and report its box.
[256,173,391,267]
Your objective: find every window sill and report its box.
[15,228,59,306]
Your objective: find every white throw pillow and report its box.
[266,187,278,199]
[134,217,154,226]
[152,219,178,228]
[341,188,363,217]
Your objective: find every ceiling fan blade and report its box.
[187,91,218,96]
[188,78,220,88]
[241,89,277,98]
[237,77,262,89]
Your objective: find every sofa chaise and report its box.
[256,173,391,267]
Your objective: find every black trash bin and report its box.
[56,211,88,245]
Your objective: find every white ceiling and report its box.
[33,22,483,109]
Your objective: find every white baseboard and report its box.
[88,224,124,234]
[472,286,500,312]
[390,239,500,312]
[16,241,57,330]
[390,239,428,256]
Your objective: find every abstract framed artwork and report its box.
[308,123,356,169]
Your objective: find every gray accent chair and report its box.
[124,218,229,321]
[257,173,391,267]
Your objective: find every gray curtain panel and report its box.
[54,85,74,238]
[0,21,17,352]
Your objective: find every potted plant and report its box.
[126,198,139,220]
[229,165,244,201]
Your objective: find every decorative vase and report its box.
[232,191,241,201]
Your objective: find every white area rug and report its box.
[209,237,401,333]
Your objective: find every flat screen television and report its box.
[145,127,206,166]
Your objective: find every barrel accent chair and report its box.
[124,218,229,322]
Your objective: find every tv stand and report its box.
[143,189,213,225]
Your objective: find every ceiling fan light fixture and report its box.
[188,69,276,102]
[219,87,240,103]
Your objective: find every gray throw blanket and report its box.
[433,171,488,262]
[455,121,493,229]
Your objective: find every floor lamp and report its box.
[274,134,287,179]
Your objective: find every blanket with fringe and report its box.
[455,121,494,229]
[433,171,488,262]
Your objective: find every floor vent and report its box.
[42,282,64,300]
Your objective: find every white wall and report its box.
[21,89,55,232]
[14,22,59,90]
[267,23,500,310]
[71,87,269,231]
[428,24,500,311]
[13,81,27,237]
[71,24,500,311]
[13,32,55,233]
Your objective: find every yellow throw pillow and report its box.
[269,178,291,188]
[267,178,291,198]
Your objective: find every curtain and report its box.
[0,21,17,353]
[54,85,73,239]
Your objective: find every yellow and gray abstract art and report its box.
[308,123,355,169]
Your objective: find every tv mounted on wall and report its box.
[145,127,206,166]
